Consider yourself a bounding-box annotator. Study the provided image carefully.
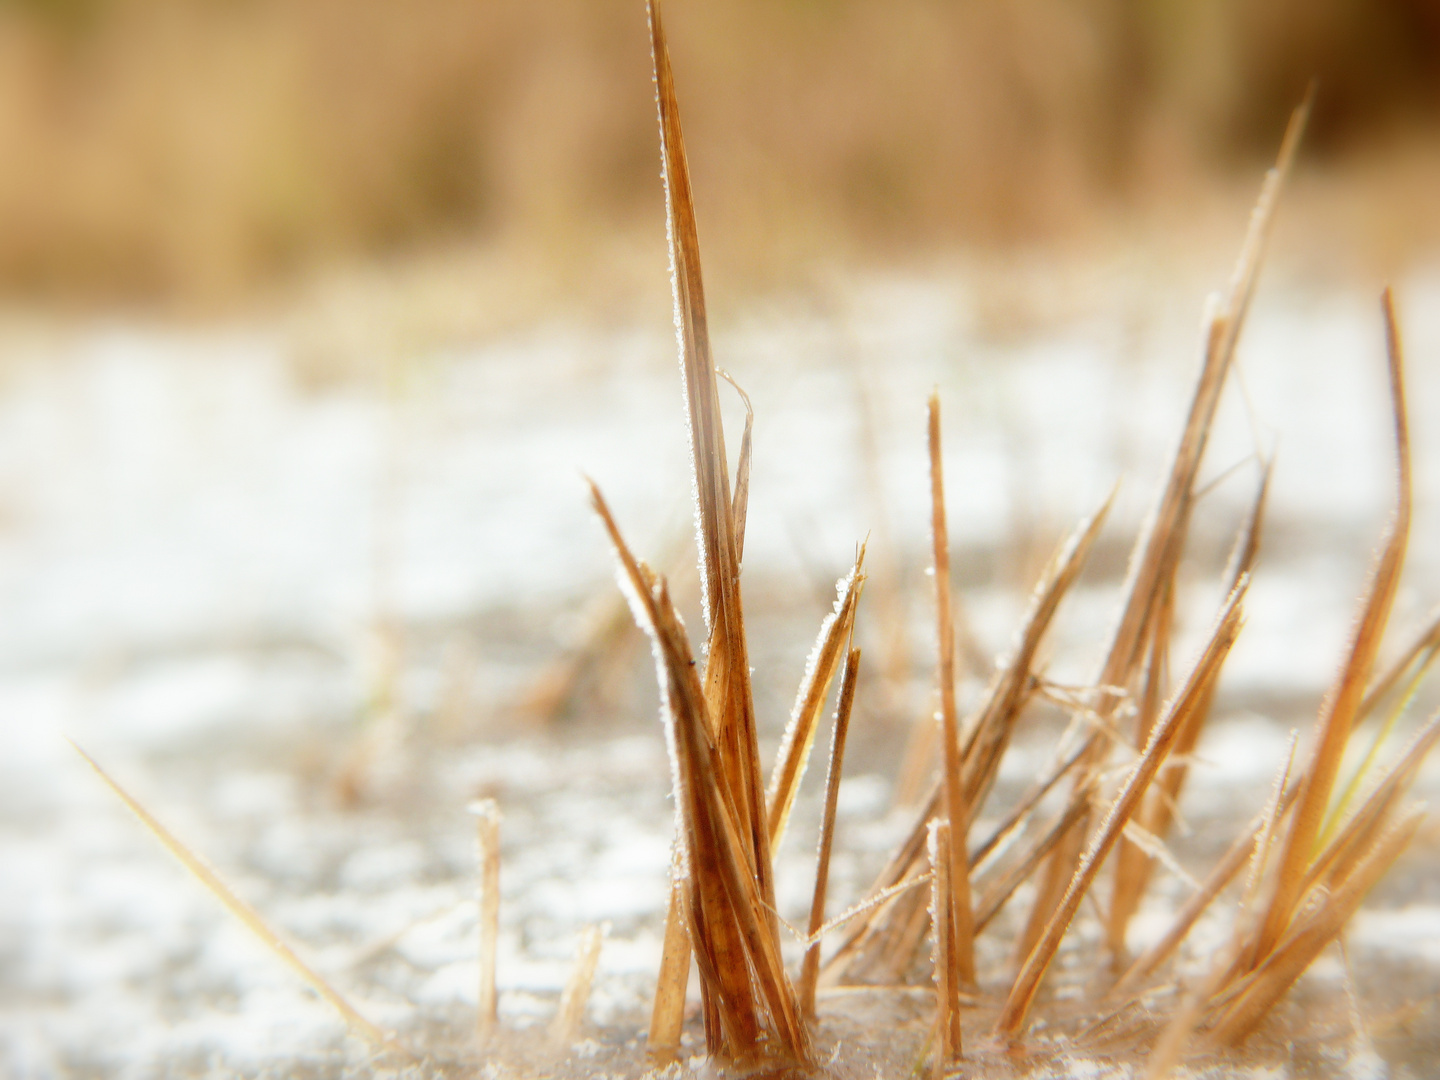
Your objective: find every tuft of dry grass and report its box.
[927,392,978,991]
[587,5,822,1065]
[592,8,1437,1075]
[814,489,1112,991]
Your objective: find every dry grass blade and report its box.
[71,741,401,1056]
[1303,711,1440,896]
[592,483,751,1050]
[928,819,963,1073]
[1113,88,1302,702]
[645,3,790,1050]
[1243,733,1304,912]
[1123,820,1199,896]
[800,646,861,1020]
[1358,605,1440,721]
[470,798,502,1041]
[648,0,735,633]
[802,871,933,949]
[1208,806,1426,1046]
[651,575,810,1062]
[962,487,1114,819]
[768,550,866,851]
[667,600,775,1054]
[649,2,772,923]
[647,876,690,1063]
[1219,457,1273,592]
[1106,580,1176,959]
[1111,776,1301,1000]
[550,924,605,1048]
[929,392,978,987]
[995,581,1247,1040]
[588,481,661,622]
[1214,88,1313,364]
[1246,287,1412,968]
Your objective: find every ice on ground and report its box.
[2,263,1439,1076]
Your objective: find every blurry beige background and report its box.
[0,0,1436,312]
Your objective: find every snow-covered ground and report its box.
[2,260,1440,1077]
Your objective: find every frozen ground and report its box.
[2,260,1440,1078]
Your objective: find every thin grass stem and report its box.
[470,799,502,1041]
[71,742,402,1057]
[800,647,861,1020]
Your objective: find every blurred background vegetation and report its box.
[0,0,1436,311]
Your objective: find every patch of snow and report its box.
[1351,905,1440,965]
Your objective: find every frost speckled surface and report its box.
[2,264,1440,1077]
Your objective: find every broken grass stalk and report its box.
[768,551,867,853]
[471,798,502,1041]
[550,923,606,1048]
[928,391,977,987]
[927,819,963,1074]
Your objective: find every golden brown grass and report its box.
[471,798,502,1042]
[767,550,866,855]
[927,393,978,993]
[587,7,817,1065]
[928,818,963,1073]
[586,5,1439,1074]
[799,645,860,1022]
[69,740,406,1060]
